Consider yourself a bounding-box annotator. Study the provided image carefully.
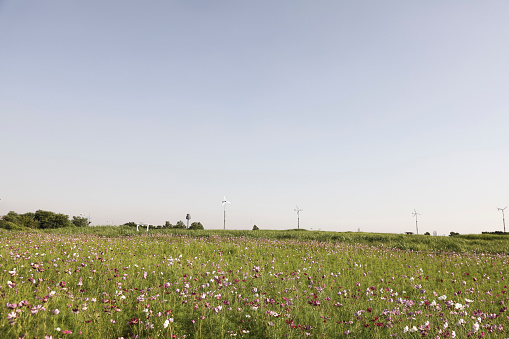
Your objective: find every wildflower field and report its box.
[1,229,508,338]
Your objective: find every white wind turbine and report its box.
[294,206,303,229]
[222,196,231,230]
[412,209,420,235]
[498,206,507,233]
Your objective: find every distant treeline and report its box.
[0,210,89,230]
[0,210,206,231]
[482,231,509,235]
[122,221,204,230]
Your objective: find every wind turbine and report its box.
[222,196,231,230]
[294,206,303,229]
[498,206,507,233]
[412,209,420,235]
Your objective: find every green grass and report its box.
[39,226,509,254]
[1,228,508,338]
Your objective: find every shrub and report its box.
[189,222,204,230]
[71,216,89,227]
[0,220,27,230]
[174,221,187,229]
[34,210,71,229]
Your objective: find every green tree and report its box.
[1,211,38,229]
[20,213,38,228]
[72,215,89,227]
[123,222,137,227]
[34,210,71,229]
[252,225,259,230]
[174,220,186,229]
[0,221,26,230]
[3,211,20,224]
[164,221,172,228]
[189,222,204,230]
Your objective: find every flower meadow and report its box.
[1,231,509,338]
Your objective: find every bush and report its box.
[34,210,71,229]
[72,216,89,227]
[2,211,39,228]
[252,225,259,230]
[189,222,204,230]
[174,221,187,229]
[0,220,27,230]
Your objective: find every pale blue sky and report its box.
[1,1,509,234]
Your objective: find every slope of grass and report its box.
[25,226,509,254]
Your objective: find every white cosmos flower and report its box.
[455,303,464,310]
[472,322,480,332]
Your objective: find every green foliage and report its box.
[482,231,509,235]
[34,210,72,229]
[252,225,259,230]
[3,211,20,223]
[164,221,172,228]
[174,220,187,229]
[449,231,460,236]
[71,215,89,227]
[123,222,137,227]
[424,231,430,235]
[1,211,38,229]
[3,211,39,228]
[189,222,204,230]
[0,220,27,230]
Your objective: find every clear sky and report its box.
[1,1,509,234]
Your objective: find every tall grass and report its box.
[39,226,509,254]
[1,230,508,338]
